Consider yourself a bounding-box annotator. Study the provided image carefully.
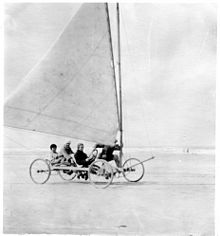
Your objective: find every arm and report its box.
[49,152,55,160]
[69,147,74,154]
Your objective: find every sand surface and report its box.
[3,151,214,235]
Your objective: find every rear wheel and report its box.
[58,162,77,181]
[29,159,51,184]
[88,160,113,189]
[122,158,145,182]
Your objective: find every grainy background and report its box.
[3,3,217,235]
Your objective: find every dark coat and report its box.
[74,150,92,167]
[95,143,120,161]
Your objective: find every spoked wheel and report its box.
[58,162,77,181]
[88,159,113,189]
[122,158,145,182]
[29,159,51,184]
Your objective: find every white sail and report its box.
[4,3,119,145]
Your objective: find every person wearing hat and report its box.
[59,141,75,163]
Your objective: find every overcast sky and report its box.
[4,3,216,149]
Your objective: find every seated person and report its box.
[74,143,95,167]
[49,144,63,165]
[94,140,122,168]
[59,140,76,165]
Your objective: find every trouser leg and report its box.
[113,155,121,168]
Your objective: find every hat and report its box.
[66,140,71,145]
[50,144,57,150]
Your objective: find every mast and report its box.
[117,3,123,165]
[105,3,120,130]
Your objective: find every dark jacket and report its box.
[95,143,120,161]
[74,150,89,166]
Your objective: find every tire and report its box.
[88,159,113,189]
[58,162,77,181]
[29,159,51,184]
[122,158,145,182]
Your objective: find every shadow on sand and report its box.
[48,180,156,187]
[47,179,213,188]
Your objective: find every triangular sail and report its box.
[4,3,119,145]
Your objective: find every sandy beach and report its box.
[3,150,214,235]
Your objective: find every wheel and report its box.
[122,158,145,182]
[58,162,77,181]
[88,159,113,189]
[45,159,51,165]
[29,159,51,184]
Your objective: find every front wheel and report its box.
[29,159,51,184]
[122,158,145,182]
[88,159,113,189]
